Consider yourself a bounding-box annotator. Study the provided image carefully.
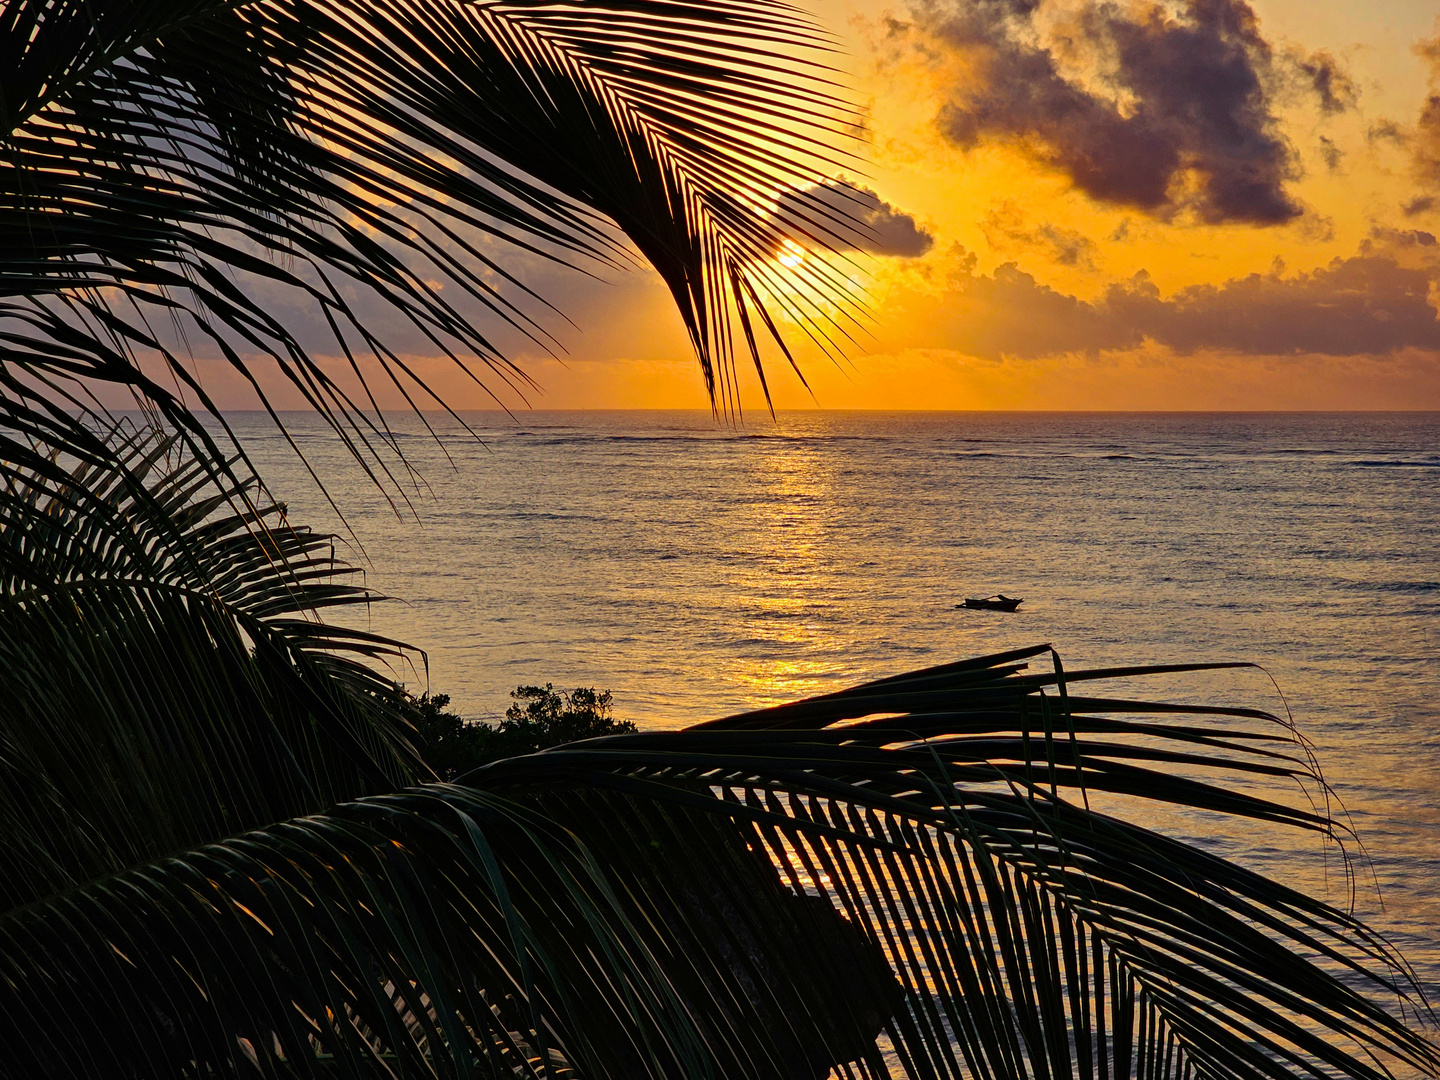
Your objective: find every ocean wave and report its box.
[1369,580,1440,594]
[1350,459,1440,468]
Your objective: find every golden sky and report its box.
[210,0,1440,412]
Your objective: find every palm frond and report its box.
[0,422,427,910]
[2,0,863,499]
[472,647,1440,1080]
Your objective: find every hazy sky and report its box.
[215,0,1440,412]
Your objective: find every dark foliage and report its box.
[409,684,638,780]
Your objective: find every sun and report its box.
[777,238,805,268]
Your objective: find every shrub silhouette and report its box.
[411,685,637,780]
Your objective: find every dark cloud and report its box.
[910,0,1304,224]
[1413,37,1440,186]
[981,202,1098,269]
[1293,49,1358,115]
[899,243,1440,359]
[1033,224,1097,269]
[1366,225,1437,249]
[1403,195,1436,218]
[1367,119,1408,147]
[1318,136,1343,172]
[780,180,934,258]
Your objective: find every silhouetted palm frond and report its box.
[3,0,861,495]
[0,423,426,913]
[510,651,1440,1080]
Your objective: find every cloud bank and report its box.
[894,239,1440,360]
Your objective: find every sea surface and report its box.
[234,410,1440,1022]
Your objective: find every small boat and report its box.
[961,594,1023,612]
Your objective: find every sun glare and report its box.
[777,238,805,268]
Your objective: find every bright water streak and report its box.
[234,410,1440,1009]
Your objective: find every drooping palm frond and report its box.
[2,0,862,496]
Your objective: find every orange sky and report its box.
[190,0,1440,412]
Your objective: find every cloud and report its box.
[1365,38,1440,215]
[981,201,1099,269]
[1293,49,1358,116]
[1365,225,1437,249]
[1367,119,1408,147]
[890,241,1440,360]
[1413,36,1440,186]
[903,0,1313,224]
[1110,253,1440,355]
[899,252,1131,358]
[779,180,934,257]
[1318,136,1343,172]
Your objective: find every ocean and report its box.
[234,410,1440,1009]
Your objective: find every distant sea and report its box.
[234,411,1440,1006]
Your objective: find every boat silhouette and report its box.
[960,594,1023,612]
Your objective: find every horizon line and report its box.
[195,407,1440,415]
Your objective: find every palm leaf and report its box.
[2,0,863,502]
[0,422,428,911]
[483,650,1440,1079]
